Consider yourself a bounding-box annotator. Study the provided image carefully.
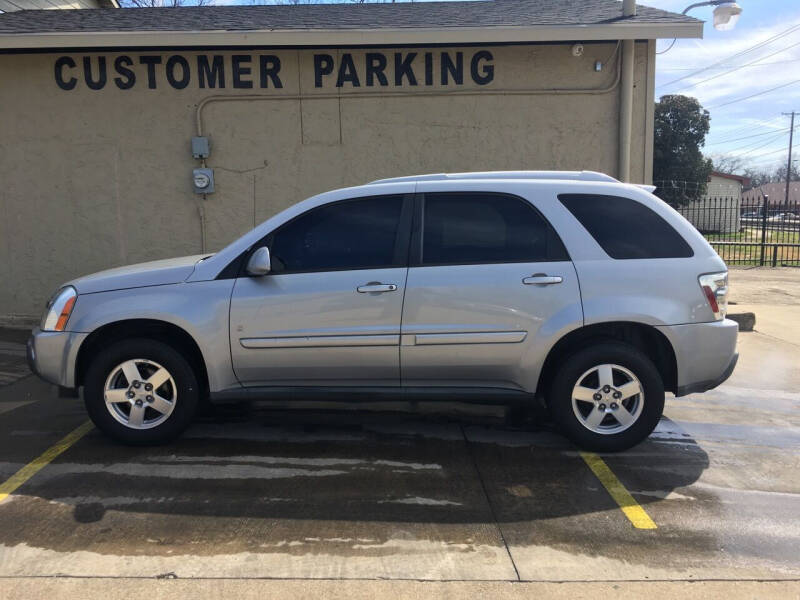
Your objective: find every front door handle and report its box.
[357,282,398,293]
[523,275,563,285]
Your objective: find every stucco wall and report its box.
[0,42,652,320]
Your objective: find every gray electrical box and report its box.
[192,168,214,194]
[191,136,210,159]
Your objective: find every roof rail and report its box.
[369,171,619,185]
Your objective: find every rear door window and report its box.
[558,194,693,259]
[419,192,569,265]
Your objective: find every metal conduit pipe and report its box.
[619,0,637,182]
[195,199,207,254]
[194,48,622,136]
[618,40,635,182]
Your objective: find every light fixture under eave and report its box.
[658,1,744,55]
[713,2,742,31]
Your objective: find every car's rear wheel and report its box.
[84,338,199,444]
[548,342,664,452]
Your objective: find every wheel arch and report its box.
[75,319,209,398]
[536,321,678,396]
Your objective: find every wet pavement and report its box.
[0,324,798,588]
[0,328,29,387]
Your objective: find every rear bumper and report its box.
[657,319,739,397]
[27,327,87,389]
[675,351,738,396]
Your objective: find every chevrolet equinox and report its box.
[28,171,738,451]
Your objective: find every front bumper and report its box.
[27,327,88,389]
[657,318,739,397]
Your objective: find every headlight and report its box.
[41,286,77,332]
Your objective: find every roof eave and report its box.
[711,171,750,183]
[0,22,703,51]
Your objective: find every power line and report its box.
[748,155,790,168]
[658,22,800,89]
[660,23,800,88]
[723,133,785,157]
[725,131,789,154]
[724,126,786,154]
[748,152,795,166]
[706,125,794,146]
[660,58,800,71]
[712,118,793,158]
[707,79,800,109]
[740,146,790,161]
[706,116,785,141]
[676,40,800,93]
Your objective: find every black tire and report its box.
[84,338,199,445]
[547,341,664,452]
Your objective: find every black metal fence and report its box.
[665,195,800,266]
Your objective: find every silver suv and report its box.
[28,171,738,451]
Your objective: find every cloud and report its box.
[656,22,800,108]
[649,6,800,162]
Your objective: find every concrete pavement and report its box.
[728,267,800,307]
[5,579,800,600]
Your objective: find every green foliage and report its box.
[653,95,713,205]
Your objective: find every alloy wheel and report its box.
[103,358,177,430]
[571,363,644,435]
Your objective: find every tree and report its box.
[729,161,799,189]
[709,153,800,190]
[741,167,773,189]
[653,95,713,205]
[775,160,800,183]
[710,154,745,175]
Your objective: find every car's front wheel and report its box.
[548,342,664,452]
[83,338,199,444]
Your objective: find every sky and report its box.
[644,0,800,172]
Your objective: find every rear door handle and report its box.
[357,282,398,293]
[522,275,563,285]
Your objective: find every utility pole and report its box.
[782,111,796,211]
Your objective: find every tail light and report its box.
[698,272,728,321]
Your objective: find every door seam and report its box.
[398,187,420,386]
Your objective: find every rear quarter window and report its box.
[420,192,569,265]
[558,194,694,259]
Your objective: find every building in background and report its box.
[674,171,750,234]
[0,0,700,322]
[742,182,800,208]
[0,0,116,12]
[706,171,750,198]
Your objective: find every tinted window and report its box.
[421,193,568,265]
[269,195,404,273]
[558,194,693,259]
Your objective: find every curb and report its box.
[727,312,756,332]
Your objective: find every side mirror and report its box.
[246,246,271,276]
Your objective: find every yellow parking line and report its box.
[580,451,657,530]
[0,420,93,504]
